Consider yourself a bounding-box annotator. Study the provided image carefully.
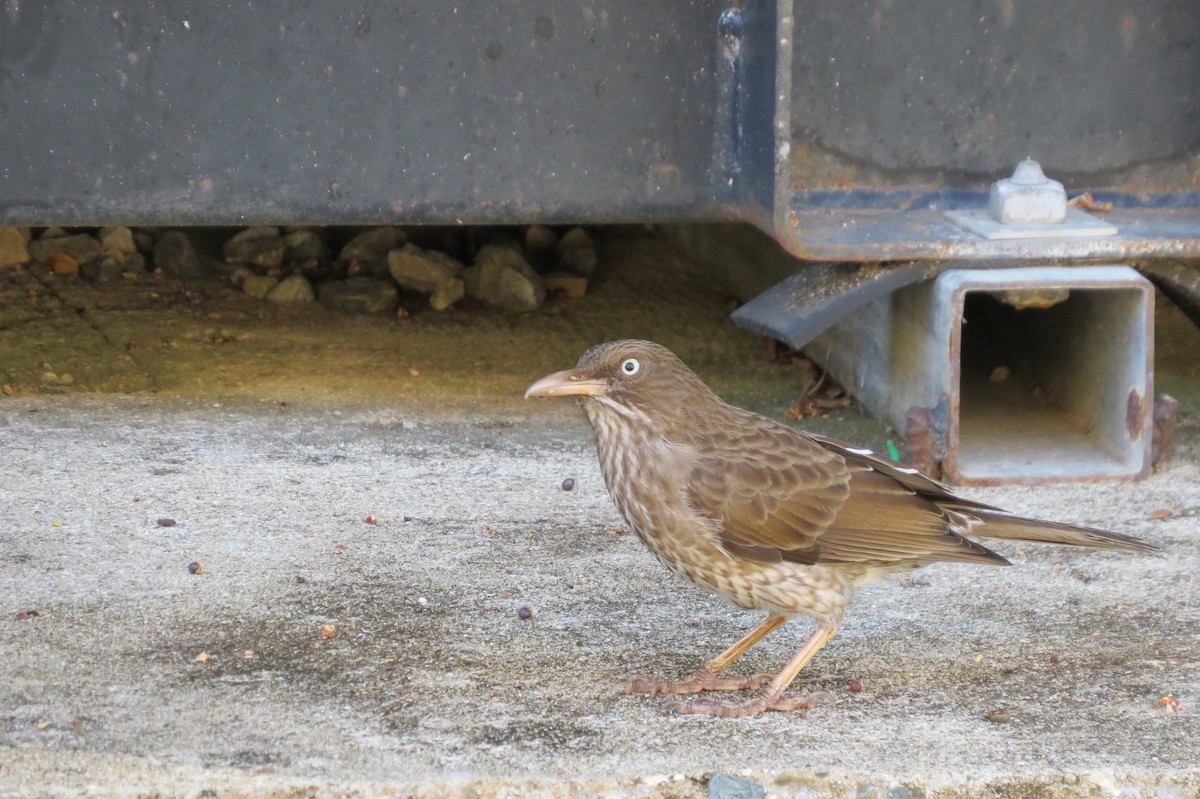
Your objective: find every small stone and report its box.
[223,226,284,269]
[320,624,337,639]
[194,651,212,663]
[884,787,921,799]
[561,478,575,491]
[848,678,863,693]
[242,274,279,300]
[517,606,533,621]
[187,561,204,575]
[428,278,465,311]
[317,277,399,314]
[122,251,147,273]
[28,233,103,266]
[387,243,464,293]
[542,271,587,299]
[340,227,405,276]
[40,226,68,239]
[282,228,328,263]
[153,231,204,277]
[558,226,594,251]
[132,229,157,253]
[265,274,315,304]
[0,227,30,268]
[707,773,766,799]
[558,245,598,277]
[229,266,254,287]
[524,224,558,253]
[80,254,125,283]
[45,252,80,276]
[557,227,598,276]
[157,518,177,527]
[462,244,545,312]
[99,226,136,255]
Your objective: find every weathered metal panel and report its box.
[789,0,1200,181]
[0,1,727,225]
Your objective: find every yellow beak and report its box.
[524,369,609,399]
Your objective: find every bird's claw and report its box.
[621,670,773,696]
[665,688,836,718]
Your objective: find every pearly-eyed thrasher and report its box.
[525,340,1155,718]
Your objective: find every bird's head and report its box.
[524,340,720,424]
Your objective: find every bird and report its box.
[524,339,1156,718]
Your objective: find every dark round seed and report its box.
[561,478,575,491]
[518,606,533,621]
[157,518,176,527]
[187,561,203,575]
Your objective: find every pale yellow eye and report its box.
[620,358,640,376]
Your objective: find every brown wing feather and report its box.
[686,413,1008,567]
[685,412,850,561]
[816,469,1008,565]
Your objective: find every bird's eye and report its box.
[620,358,640,376]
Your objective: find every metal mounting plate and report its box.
[944,207,1118,240]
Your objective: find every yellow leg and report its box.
[623,615,789,695]
[667,626,840,717]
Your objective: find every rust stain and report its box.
[902,405,937,477]
[1152,393,1180,466]
[1126,387,1144,440]
[1120,15,1136,52]
[999,0,1014,28]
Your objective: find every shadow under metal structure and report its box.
[2,1,1198,481]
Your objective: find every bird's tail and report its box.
[970,511,1157,553]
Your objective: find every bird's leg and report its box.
[666,626,839,717]
[622,615,788,695]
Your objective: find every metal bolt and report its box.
[988,158,1067,225]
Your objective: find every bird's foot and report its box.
[665,688,836,718]
[620,667,773,696]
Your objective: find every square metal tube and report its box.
[804,266,1154,485]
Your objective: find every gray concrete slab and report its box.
[2,395,1197,798]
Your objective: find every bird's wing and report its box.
[686,413,1007,567]
[685,417,849,563]
[806,433,1002,512]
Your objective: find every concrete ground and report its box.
[1,231,1198,798]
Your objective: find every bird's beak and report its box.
[524,369,609,399]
